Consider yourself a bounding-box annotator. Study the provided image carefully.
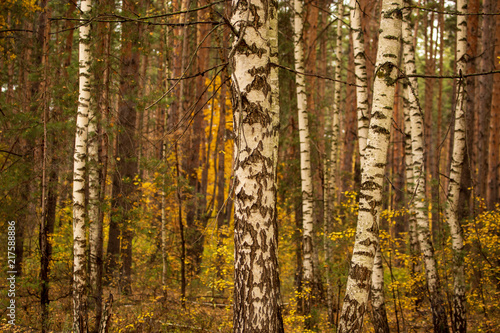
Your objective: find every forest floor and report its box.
[2,284,498,332]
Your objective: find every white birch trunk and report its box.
[349,0,369,157]
[231,0,284,331]
[73,0,91,331]
[402,2,449,332]
[324,1,344,324]
[338,1,402,331]
[348,1,390,329]
[402,83,420,275]
[294,0,314,297]
[445,0,467,331]
[329,0,344,202]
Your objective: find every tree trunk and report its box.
[184,0,208,276]
[444,1,468,331]
[89,1,112,329]
[403,2,449,332]
[477,0,497,204]
[231,0,284,331]
[108,0,141,295]
[175,144,186,307]
[371,242,390,333]
[489,23,500,209]
[324,0,344,325]
[458,0,479,220]
[73,0,92,330]
[403,65,422,306]
[37,3,51,331]
[338,1,402,331]
[293,0,315,322]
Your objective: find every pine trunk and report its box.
[38,3,51,331]
[489,23,500,208]
[477,0,497,204]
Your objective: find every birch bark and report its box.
[350,1,389,331]
[338,1,402,331]
[349,0,369,153]
[73,0,92,331]
[293,0,314,316]
[231,0,284,331]
[403,82,420,288]
[324,0,344,324]
[445,0,468,331]
[402,2,449,332]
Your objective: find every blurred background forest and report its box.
[0,0,499,332]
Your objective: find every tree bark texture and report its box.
[337,1,402,331]
[89,2,112,328]
[489,22,500,209]
[403,77,421,293]
[444,0,468,331]
[108,0,141,295]
[351,1,389,330]
[350,0,369,156]
[231,0,284,331]
[371,242,390,333]
[37,3,51,331]
[324,0,344,325]
[403,2,449,332]
[73,0,92,331]
[477,0,497,204]
[293,0,315,317]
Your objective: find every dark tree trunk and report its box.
[108,0,141,295]
[477,0,497,204]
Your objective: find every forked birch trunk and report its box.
[338,0,402,331]
[293,0,314,317]
[402,2,449,332]
[73,0,92,331]
[231,0,284,331]
[445,0,468,331]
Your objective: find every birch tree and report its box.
[349,1,389,331]
[73,0,92,331]
[324,0,344,324]
[231,0,284,331]
[338,0,402,331]
[402,1,449,332]
[293,0,314,317]
[350,0,369,153]
[444,0,468,331]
